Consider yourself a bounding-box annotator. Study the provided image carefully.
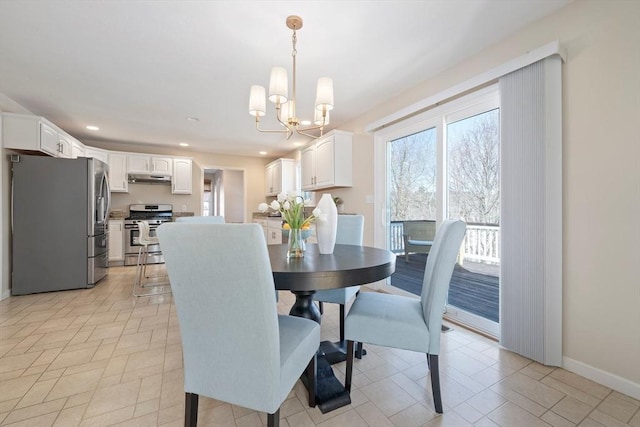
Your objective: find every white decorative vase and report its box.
[316,193,338,254]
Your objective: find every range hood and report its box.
[128,174,171,185]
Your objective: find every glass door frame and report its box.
[373,85,500,337]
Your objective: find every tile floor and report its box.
[0,266,638,427]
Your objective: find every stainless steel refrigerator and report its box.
[11,154,111,295]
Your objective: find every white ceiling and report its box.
[0,0,571,158]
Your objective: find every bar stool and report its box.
[133,220,170,296]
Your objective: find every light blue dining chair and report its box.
[313,215,364,342]
[175,215,225,223]
[344,219,466,414]
[157,223,320,427]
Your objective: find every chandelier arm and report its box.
[255,118,290,135]
[295,123,326,139]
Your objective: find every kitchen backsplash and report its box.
[111,183,198,213]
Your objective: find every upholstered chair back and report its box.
[175,216,225,223]
[157,223,283,412]
[420,219,466,354]
[335,215,364,246]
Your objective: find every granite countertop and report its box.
[173,212,194,219]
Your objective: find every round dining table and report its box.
[268,242,396,413]
[268,243,396,323]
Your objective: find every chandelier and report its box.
[249,15,333,140]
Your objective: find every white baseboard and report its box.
[563,356,640,400]
[0,288,10,301]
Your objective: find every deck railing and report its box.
[389,221,500,265]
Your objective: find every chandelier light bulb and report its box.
[249,85,266,117]
[315,77,334,111]
[268,67,288,104]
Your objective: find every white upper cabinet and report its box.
[2,113,76,158]
[300,130,352,191]
[70,139,85,159]
[84,146,109,164]
[127,154,173,176]
[108,152,129,193]
[172,158,192,194]
[265,158,295,196]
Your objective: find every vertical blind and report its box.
[499,56,563,366]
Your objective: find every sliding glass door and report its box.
[375,86,500,337]
[445,107,500,336]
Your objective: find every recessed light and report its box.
[259,151,268,155]
[300,120,311,126]
[179,142,189,147]
[293,142,304,147]
[186,117,200,122]
[86,125,99,131]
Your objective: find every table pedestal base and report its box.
[301,356,351,413]
[320,340,366,365]
[289,291,321,323]
[291,290,352,413]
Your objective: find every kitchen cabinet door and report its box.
[109,220,124,263]
[313,136,335,188]
[151,157,172,175]
[172,159,192,194]
[300,146,315,190]
[299,130,352,190]
[127,154,151,174]
[108,153,128,192]
[267,219,283,245]
[265,158,295,196]
[39,122,60,156]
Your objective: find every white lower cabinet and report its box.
[109,220,124,264]
[253,218,283,245]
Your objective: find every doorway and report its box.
[202,168,245,223]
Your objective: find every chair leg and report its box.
[345,340,354,392]
[185,392,198,427]
[267,409,280,427]
[355,341,364,359]
[318,301,324,314]
[428,354,443,413]
[339,304,345,342]
[306,353,316,407]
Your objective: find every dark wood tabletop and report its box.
[268,243,396,291]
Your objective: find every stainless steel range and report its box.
[124,204,173,266]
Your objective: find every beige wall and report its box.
[332,0,640,389]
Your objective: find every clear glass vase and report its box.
[287,228,305,258]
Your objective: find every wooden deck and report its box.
[391,254,499,322]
